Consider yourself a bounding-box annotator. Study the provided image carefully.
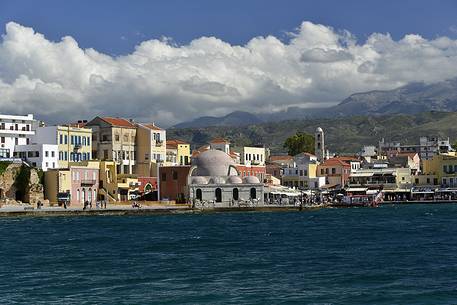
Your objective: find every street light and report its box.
[156,159,163,202]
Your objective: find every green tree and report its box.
[283,132,315,156]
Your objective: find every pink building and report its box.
[70,166,99,205]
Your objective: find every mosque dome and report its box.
[208,177,226,184]
[193,149,236,177]
[243,176,260,184]
[190,177,208,185]
[227,176,243,184]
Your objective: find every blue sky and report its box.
[1,0,457,55]
[1,0,457,125]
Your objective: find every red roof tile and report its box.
[143,123,163,131]
[210,137,229,144]
[100,117,135,128]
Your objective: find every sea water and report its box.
[1,204,457,304]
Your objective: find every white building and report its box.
[242,146,266,166]
[209,138,230,154]
[0,114,36,158]
[14,144,59,171]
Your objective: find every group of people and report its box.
[83,200,108,210]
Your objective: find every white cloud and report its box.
[1,21,457,126]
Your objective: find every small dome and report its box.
[227,176,243,184]
[243,176,260,184]
[208,177,226,184]
[190,177,208,185]
[316,127,323,133]
[192,149,236,177]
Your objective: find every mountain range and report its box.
[172,78,457,128]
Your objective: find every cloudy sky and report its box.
[1,0,457,126]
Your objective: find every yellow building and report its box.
[98,161,140,202]
[166,139,191,166]
[34,125,93,168]
[135,123,166,176]
[422,154,457,186]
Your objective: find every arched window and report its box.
[88,188,92,202]
[82,189,86,203]
[144,183,153,194]
[250,188,257,200]
[196,189,202,200]
[215,188,222,202]
[232,188,239,201]
[76,189,80,201]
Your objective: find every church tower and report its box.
[315,127,325,162]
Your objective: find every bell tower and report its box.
[315,127,325,162]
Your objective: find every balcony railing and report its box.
[81,179,96,185]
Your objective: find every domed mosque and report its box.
[188,149,264,207]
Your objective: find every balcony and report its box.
[155,140,163,147]
[81,179,97,186]
[73,144,82,150]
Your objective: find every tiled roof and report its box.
[269,155,293,161]
[100,117,135,128]
[320,158,352,167]
[143,123,163,131]
[166,139,188,149]
[210,137,229,144]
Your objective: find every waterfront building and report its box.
[44,161,99,206]
[388,152,420,174]
[13,144,58,171]
[282,153,325,189]
[32,125,92,168]
[86,117,137,175]
[166,139,190,166]
[0,113,36,159]
[135,123,166,176]
[159,165,191,202]
[317,156,361,189]
[422,154,457,187]
[188,149,264,207]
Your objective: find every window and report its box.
[215,188,222,202]
[64,151,68,160]
[87,137,90,146]
[103,150,108,160]
[332,168,336,174]
[250,188,257,200]
[64,135,68,144]
[196,189,202,201]
[45,151,49,157]
[51,151,55,158]
[161,173,167,181]
[15,138,18,145]
[71,136,74,145]
[59,134,63,144]
[0,137,4,144]
[173,170,178,180]
[115,134,120,142]
[233,188,239,201]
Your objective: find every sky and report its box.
[1,0,457,126]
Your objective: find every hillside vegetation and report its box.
[167,112,457,154]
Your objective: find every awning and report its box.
[350,172,374,177]
[345,187,368,192]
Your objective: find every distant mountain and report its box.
[172,78,457,128]
[332,78,457,115]
[172,111,263,129]
[167,111,457,154]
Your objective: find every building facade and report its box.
[166,139,190,166]
[86,117,137,174]
[135,123,166,176]
[33,125,92,168]
[14,144,59,171]
[0,113,36,158]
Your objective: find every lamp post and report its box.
[156,160,163,202]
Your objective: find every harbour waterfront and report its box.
[2,204,457,304]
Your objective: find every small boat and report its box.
[341,191,383,207]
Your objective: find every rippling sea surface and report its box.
[2,204,457,304]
